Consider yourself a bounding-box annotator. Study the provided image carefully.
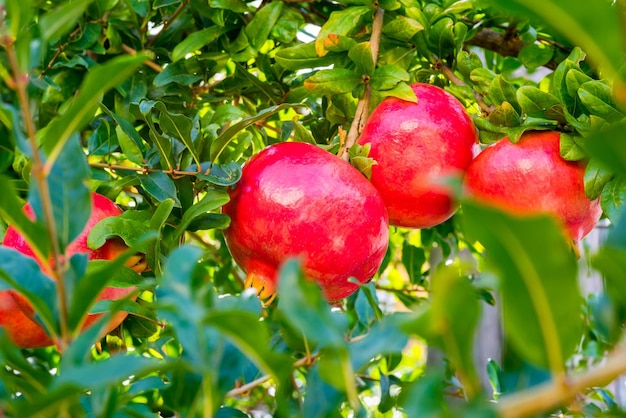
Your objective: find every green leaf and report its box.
[39,54,148,160]
[378,81,418,103]
[276,259,347,348]
[138,171,181,208]
[518,43,554,69]
[370,65,410,91]
[348,42,375,75]
[578,80,624,123]
[29,134,91,251]
[489,75,519,112]
[601,176,626,224]
[552,47,587,115]
[382,15,424,41]
[428,263,481,398]
[188,162,243,186]
[494,0,625,82]
[321,34,358,52]
[155,103,199,166]
[488,102,521,127]
[274,43,340,71]
[99,104,145,166]
[315,6,372,57]
[172,26,228,62]
[584,158,612,200]
[153,60,203,87]
[209,0,248,12]
[245,2,283,51]
[461,201,583,371]
[39,0,94,42]
[304,69,362,96]
[175,189,230,240]
[401,241,425,284]
[209,103,303,162]
[87,210,153,252]
[517,86,561,119]
[559,132,586,161]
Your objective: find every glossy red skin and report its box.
[1,192,134,348]
[222,142,390,301]
[463,130,602,241]
[358,83,478,229]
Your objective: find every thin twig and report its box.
[122,44,163,73]
[90,162,204,177]
[225,354,318,398]
[340,6,385,161]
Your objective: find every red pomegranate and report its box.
[222,142,389,301]
[1,192,142,348]
[463,130,602,241]
[358,83,478,229]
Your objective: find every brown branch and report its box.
[497,343,626,418]
[90,162,206,177]
[122,44,163,73]
[340,6,385,161]
[466,28,560,70]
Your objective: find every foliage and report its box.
[0,0,625,416]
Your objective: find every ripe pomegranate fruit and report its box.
[222,142,389,301]
[357,83,478,229]
[463,130,602,241]
[1,192,144,348]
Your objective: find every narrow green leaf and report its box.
[39,0,93,42]
[172,26,228,62]
[138,172,181,208]
[274,43,340,71]
[584,158,613,200]
[461,201,583,371]
[245,2,283,51]
[401,242,425,284]
[40,54,148,160]
[348,42,375,75]
[29,134,91,251]
[209,103,303,162]
[188,162,242,186]
[175,189,230,240]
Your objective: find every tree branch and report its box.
[497,343,626,418]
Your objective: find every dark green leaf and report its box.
[401,242,425,284]
[172,26,228,62]
[87,210,152,252]
[582,121,626,175]
[153,60,203,87]
[245,2,283,51]
[559,132,586,161]
[188,161,242,186]
[138,171,181,207]
[274,43,340,71]
[461,201,583,371]
[488,102,521,127]
[175,189,230,240]
[517,86,561,119]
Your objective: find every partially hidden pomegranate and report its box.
[463,130,602,241]
[358,83,478,229]
[1,192,143,348]
[222,142,389,301]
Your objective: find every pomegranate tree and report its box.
[222,142,389,301]
[358,83,478,229]
[463,130,603,241]
[1,192,142,348]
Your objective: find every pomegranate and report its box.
[1,192,143,348]
[463,130,602,241]
[358,83,478,229]
[222,142,389,301]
